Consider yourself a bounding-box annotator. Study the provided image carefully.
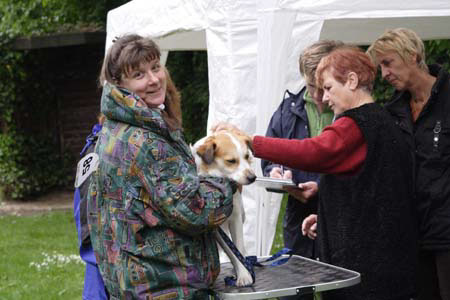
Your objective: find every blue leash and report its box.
[217,227,256,287]
[217,228,293,287]
[80,124,102,156]
[250,247,293,267]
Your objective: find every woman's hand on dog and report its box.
[302,214,317,240]
[211,122,254,153]
[211,122,252,139]
[211,122,239,133]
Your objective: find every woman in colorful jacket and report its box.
[87,34,237,300]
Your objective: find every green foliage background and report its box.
[0,0,128,200]
[166,51,210,143]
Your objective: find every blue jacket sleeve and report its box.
[261,98,286,176]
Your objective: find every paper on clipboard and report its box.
[255,177,296,193]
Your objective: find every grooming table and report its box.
[212,255,360,299]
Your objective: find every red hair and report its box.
[316,46,376,92]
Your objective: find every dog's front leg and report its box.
[229,192,246,256]
[214,230,253,287]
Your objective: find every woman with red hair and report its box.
[251,47,418,300]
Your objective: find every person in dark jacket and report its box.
[250,46,418,300]
[368,27,450,300]
[262,41,340,272]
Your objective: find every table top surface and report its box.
[212,255,360,299]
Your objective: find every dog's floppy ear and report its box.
[196,137,216,164]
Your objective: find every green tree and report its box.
[0,0,129,200]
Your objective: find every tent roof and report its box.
[277,0,450,43]
[320,16,450,44]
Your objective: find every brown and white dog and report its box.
[191,129,256,286]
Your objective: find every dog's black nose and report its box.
[247,174,256,183]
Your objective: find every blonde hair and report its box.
[367,28,428,72]
[99,34,182,130]
[299,40,344,80]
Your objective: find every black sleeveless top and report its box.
[318,103,417,300]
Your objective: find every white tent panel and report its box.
[155,30,207,51]
[278,0,450,17]
[200,0,266,258]
[106,0,207,51]
[203,0,257,23]
[256,9,298,134]
[320,16,450,44]
[207,53,257,129]
[254,10,323,256]
[205,11,262,257]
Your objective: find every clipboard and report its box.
[255,177,296,194]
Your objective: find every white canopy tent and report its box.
[106,0,450,258]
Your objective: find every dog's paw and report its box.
[235,268,253,287]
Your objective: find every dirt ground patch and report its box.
[0,189,74,216]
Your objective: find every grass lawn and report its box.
[270,195,288,254]
[0,211,84,300]
[0,198,288,299]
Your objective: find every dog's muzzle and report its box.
[247,173,257,184]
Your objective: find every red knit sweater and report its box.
[253,117,367,175]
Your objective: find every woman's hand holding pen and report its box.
[269,166,318,203]
[269,166,292,180]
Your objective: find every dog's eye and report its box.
[245,154,249,160]
[226,159,237,164]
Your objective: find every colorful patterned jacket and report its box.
[88,83,237,300]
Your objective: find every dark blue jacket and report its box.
[261,88,320,258]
